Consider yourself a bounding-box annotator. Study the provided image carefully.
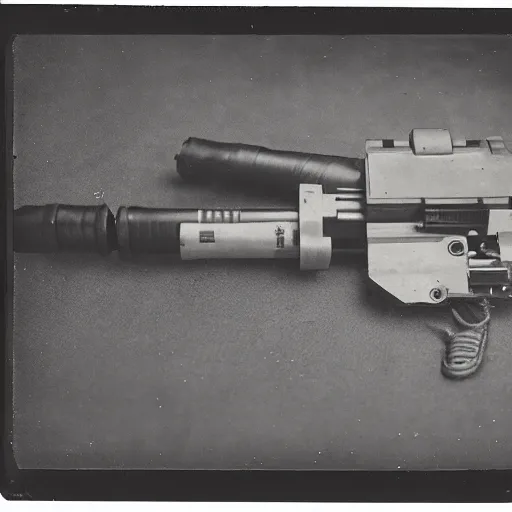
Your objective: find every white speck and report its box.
[493,419,496,422]
[200,376,204,380]
[496,440,499,443]
[398,433,401,436]
[250,77,253,81]
[458,438,460,441]
[89,442,93,446]
[93,190,104,200]
[395,75,399,78]
[159,405,162,409]
[479,425,481,428]
[314,460,317,463]
[251,24,253,28]
[318,451,322,454]
[397,465,401,469]
[357,419,361,422]
[46,160,49,163]
[264,357,267,360]
[414,432,419,438]
[156,397,159,401]
[183,379,187,383]
[276,360,280,363]
[291,359,294,362]
[122,50,124,53]
[479,69,482,72]
[350,451,354,454]
[159,452,162,456]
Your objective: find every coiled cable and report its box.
[441,298,492,379]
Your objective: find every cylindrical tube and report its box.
[175,138,365,196]
[13,204,116,255]
[116,207,198,255]
[197,209,298,223]
[180,222,300,260]
[14,204,369,258]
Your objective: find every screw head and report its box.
[448,240,465,256]
[430,287,447,303]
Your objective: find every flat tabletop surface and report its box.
[11,34,512,470]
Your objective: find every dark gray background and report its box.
[12,35,512,470]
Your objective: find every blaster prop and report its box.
[13,129,512,379]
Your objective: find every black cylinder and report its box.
[13,204,116,255]
[116,207,199,256]
[175,138,365,195]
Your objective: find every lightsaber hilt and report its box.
[13,186,367,264]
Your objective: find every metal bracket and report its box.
[367,223,470,304]
[299,184,332,270]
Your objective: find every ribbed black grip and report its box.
[13,204,117,255]
[175,138,365,194]
[116,207,199,255]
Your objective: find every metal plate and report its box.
[366,145,512,201]
[367,226,470,304]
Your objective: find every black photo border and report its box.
[1,5,512,502]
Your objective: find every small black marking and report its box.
[293,230,299,246]
[275,226,285,248]
[382,139,395,148]
[199,231,215,243]
[466,140,481,148]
